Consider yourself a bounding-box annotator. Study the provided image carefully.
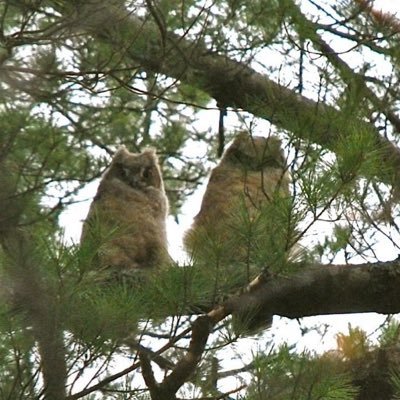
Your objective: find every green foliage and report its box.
[391,370,400,400]
[334,125,387,184]
[0,319,39,399]
[379,319,400,348]
[248,195,302,272]
[0,0,399,398]
[314,224,353,262]
[142,264,211,317]
[176,83,210,107]
[187,188,303,292]
[246,345,358,400]
[293,144,340,215]
[335,325,371,360]
[67,282,144,343]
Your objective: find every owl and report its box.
[81,146,171,279]
[184,133,292,333]
[184,132,291,267]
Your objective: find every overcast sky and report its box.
[375,1,400,14]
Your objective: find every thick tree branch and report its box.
[139,316,212,400]
[226,259,400,327]
[60,0,400,189]
[160,316,211,394]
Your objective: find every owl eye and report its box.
[142,166,152,179]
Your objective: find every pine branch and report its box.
[0,166,67,400]
[287,0,400,133]
[4,233,67,400]
[54,0,400,189]
[67,325,194,399]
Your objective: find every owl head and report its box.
[224,133,286,171]
[108,146,163,189]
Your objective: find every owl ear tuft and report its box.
[142,148,157,156]
[228,132,250,153]
[142,148,159,163]
[236,131,250,140]
[113,146,130,162]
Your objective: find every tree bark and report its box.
[226,259,400,326]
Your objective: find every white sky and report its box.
[374,1,400,14]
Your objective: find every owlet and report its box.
[184,132,291,266]
[81,146,171,280]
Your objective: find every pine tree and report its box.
[1,0,400,399]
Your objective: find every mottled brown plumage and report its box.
[81,146,170,278]
[184,133,291,333]
[184,132,290,264]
